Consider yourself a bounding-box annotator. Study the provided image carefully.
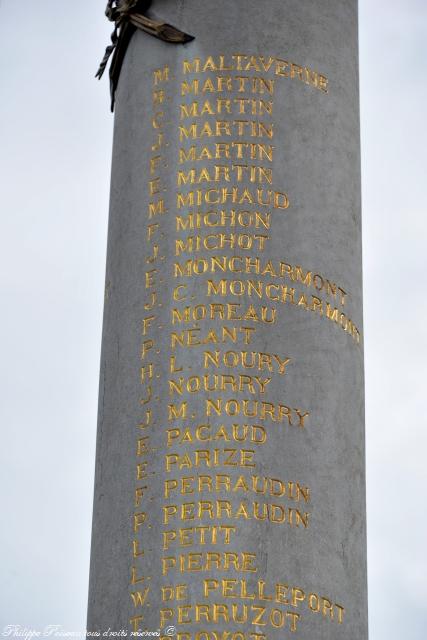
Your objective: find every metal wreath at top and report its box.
[96,0,194,111]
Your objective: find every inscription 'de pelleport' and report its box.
[118,50,363,637]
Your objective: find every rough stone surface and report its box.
[88,2,368,638]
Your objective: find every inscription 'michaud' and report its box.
[88,2,368,640]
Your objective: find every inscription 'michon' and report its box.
[176,210,271,231]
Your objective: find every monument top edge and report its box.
[105,1,151,20]
[97,0,194,111]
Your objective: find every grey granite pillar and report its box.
[87,1,368,639]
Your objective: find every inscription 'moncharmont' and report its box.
[182,55,328,94]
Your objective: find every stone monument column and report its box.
[88,1,368,638]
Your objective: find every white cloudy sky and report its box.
[0,1,426,637]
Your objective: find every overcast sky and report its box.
[0,1,426,638]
